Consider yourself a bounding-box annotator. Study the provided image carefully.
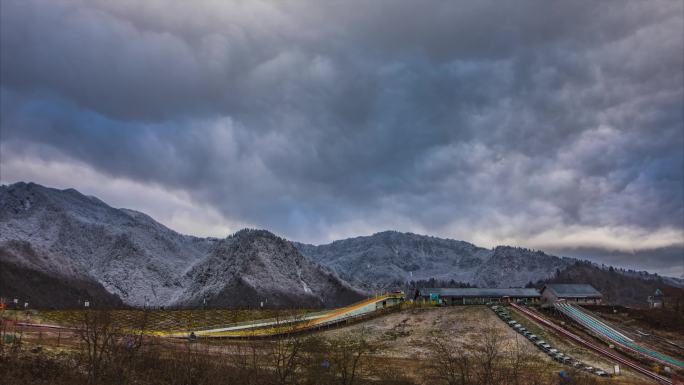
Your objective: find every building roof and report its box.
[543,284,602,298]
[421,288,540,298]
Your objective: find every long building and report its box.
[540,284,602,305]
[419,287,541,305]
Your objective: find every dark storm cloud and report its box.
[1,0,683,274]
[547,246,684,278]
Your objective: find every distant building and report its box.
[541,284,602,305]
[648,288,663,309]
[649,287,684,311]
[418,287,541,305]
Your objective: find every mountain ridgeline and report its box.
[0,182,678,309]
[0,182,362,308]
[294,232,574,290]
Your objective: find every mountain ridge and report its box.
[1,182,679,308]
[0,182,362,308]
[293,232,575,290]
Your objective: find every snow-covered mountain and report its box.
[295,231,574,289]
[3,182,674,309]
[177,229,362,308]
[0,182,362,308]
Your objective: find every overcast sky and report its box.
[1,0,683,277]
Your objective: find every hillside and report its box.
[295,232,573,289]
[0,240,123,308]
[533,260,679,307]
[0,182,361,308]
[2,182,677,309]
[176,229,363,308]
[0,182,215,306]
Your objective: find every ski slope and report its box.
[168,294,404,338]
[556,302,684,369]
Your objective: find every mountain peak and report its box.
[0,183,362,308]
[296,232,575,290]
[231,228,281,241]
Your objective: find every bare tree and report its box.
[508,334,532,385]
[327,328,376,385]
[110,309,149,378]
[469,325,503,385]
[269,336,304,385]
[76,310,119,384]
[298,335,334,385]
[227,339,267,384]
[266,310,311,385]
[426,336,472,385]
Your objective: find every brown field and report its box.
[0,306,665,384]
[319,306,552,359]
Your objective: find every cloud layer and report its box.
[1,0,682,275]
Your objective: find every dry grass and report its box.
[0,306,659,385]
[319,306,551,360]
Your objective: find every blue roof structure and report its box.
[421,288,540,297]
